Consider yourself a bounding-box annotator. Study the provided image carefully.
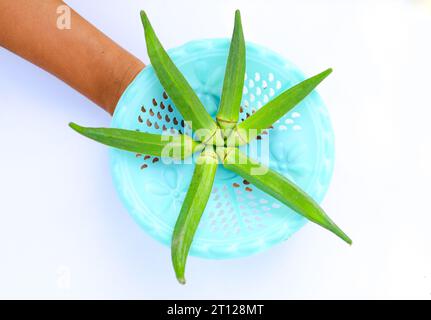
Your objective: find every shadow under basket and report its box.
[110,38,335,259]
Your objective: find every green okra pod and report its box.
[69,123,202,160]
[140,11,221,144]
[171,148,218,284]
[216,10,246,131]
[222,148,352,244]
[231,68,333,145]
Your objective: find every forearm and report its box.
[0,0,145,114]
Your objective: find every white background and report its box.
[1,0,431,299]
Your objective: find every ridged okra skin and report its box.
[222,148,351,245]
[171,149,219,284]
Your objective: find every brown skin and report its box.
[0,0,145,114]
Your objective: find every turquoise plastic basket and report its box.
[110,38,335,259]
